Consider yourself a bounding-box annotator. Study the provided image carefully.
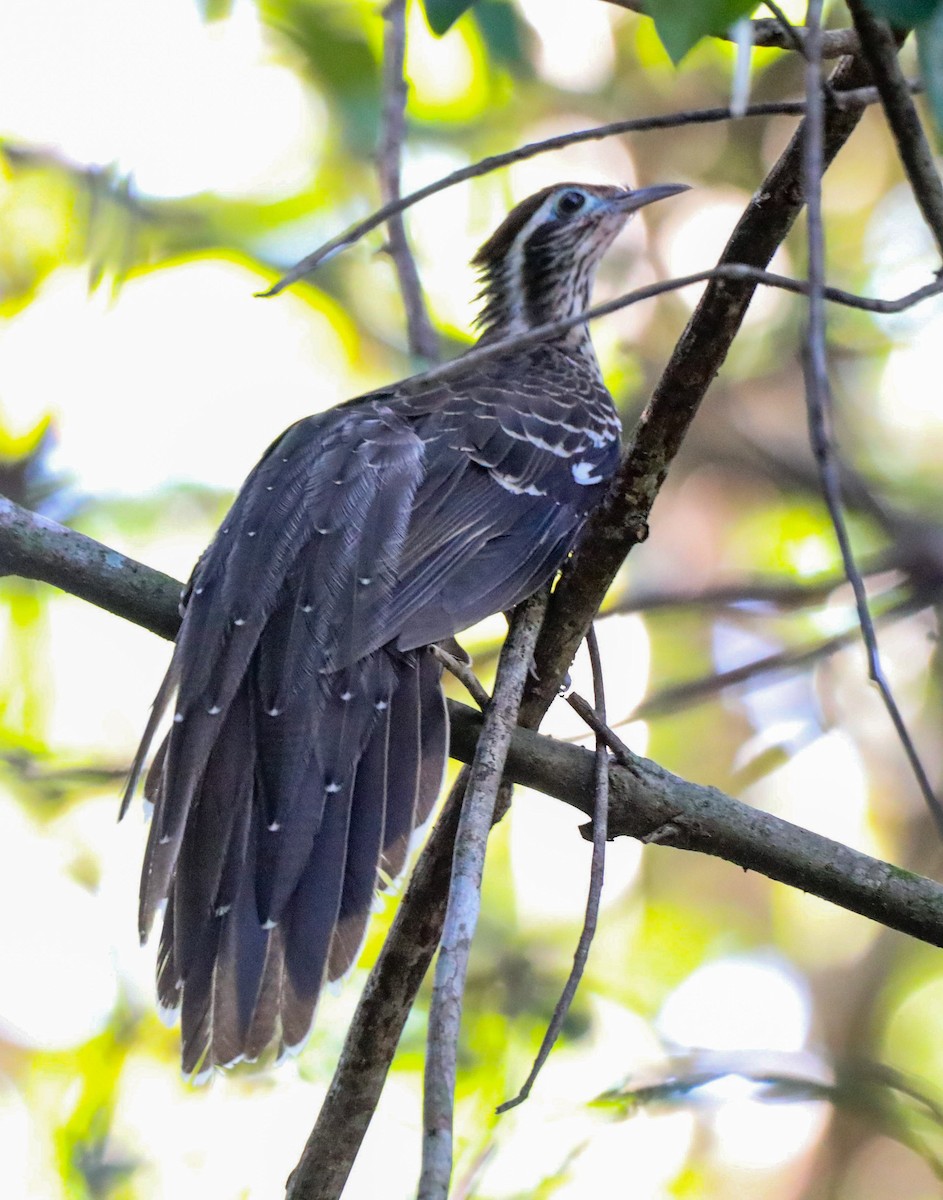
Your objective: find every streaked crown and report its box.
[472,182,686,355]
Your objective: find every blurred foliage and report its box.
[3,1,943,1198]
[644,0,759,64]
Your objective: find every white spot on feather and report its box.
[325,781,342,795]
[207,705,221,715]
[301,604,313,613]
[214,903,231,917]
[572,460,604,485]
[339,690,353,702]
[233,618,246,627]
[262,918,277,930]
[268,821,281,832]
[173,712,184,723]
[375,699,389,711]
[267,707,281,717]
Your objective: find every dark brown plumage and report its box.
[123,181,686,1078]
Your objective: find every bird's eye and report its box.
[555,190,586,217]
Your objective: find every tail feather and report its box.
[413,649,449,831]
[327,701,391,981]
[243,927,284,1063]
[179,918,223,1078]
[171,690,254,982]
[377,660,422,885]
[136,643,448,1074]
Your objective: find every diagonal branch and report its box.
[6,504,943,1188]
[801,2,942,830]
[259,83,910,297]
[522,49,877,723]
[10,495,940,950]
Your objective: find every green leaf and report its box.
[917,6,943,142]
[861,0,943,23]
[645,0,758,64]
[422,0,478,36]
[472,0,531,69]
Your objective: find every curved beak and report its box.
[613,182,690,214]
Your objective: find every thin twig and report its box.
[846,0,943,263]
[432,644,491,710]
[566,690,634,765]
[258,85,912,297]
[418,590,549,1200]
[627,594,931,723]
[763,1,838,104]
[496,626,610,1114]
[377,0,439,360]
[521,49,883,725]
[383,265,943,402]
[802,2,943,833]
[608,567,888,615]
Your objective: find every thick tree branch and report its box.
[285,772,469,1200]
[0,495,181,640]
[522,50,876,722]
[4,506,942,949]
[7,500,943,1197]
[447,704,943,950]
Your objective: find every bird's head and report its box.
[472,181,687,349]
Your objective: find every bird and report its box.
[123,180,686,1079]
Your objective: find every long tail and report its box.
[139,645,447,1078]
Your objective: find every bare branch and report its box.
[608,569,880,615]
[801,3,943,833]
[419,590,548,1200]
[521,49,879,724]
[446,701,943,950]
[0,495,181,640]
[497,626,610,1114]
[377,0,439,360]
[374,265,943,401]
[630,594,930,723]
[7,510,943,1182]
[846,0,943,263]
[258,84,913,298]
